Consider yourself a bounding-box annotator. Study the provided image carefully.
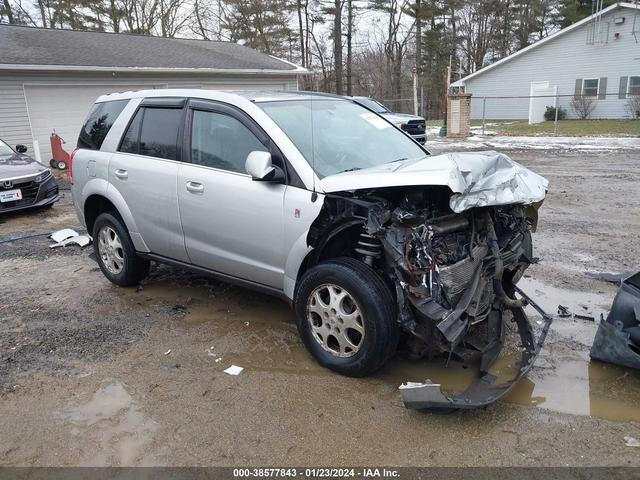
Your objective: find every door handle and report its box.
[186,181,204,194]
[114,169,128,180]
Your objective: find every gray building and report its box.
[453,2,640,121]
[0,25,306,162]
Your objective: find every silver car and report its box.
[71,90,549,410]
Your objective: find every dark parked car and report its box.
[349,96,427,144]
[0,139,59,213]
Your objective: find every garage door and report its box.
[24,84,166,162]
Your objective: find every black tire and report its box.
[92,211,149,287]
[294,257,399,377]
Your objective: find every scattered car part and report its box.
[586,271,631,284]
[50,234,92,248]
[590,271,640,369]
[50,228,80,243]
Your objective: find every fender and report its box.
[283,230,314,300]
[81,179,150,253]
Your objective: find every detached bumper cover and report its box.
[400,287,553,410]
[590,271,640,369]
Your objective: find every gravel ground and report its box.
[1,152,639,467]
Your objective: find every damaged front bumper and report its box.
[400,288,553,410]
[590,271,640,369]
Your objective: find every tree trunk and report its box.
[3,0,14,23]
[346,0,353,96]
[296,0,306,68]
[333,0,343,95]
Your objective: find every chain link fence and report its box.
[377,92,639,136]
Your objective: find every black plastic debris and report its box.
[590,271,640,369]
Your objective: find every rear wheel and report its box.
[93,212,149,286]
[294,257,399,377]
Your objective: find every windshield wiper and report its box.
[391,157,408,163]
[338,167,362,173]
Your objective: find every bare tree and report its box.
[570,95,596,120]
[626,95,640,119]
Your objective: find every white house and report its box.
[453,2,640,121]
[0,25,307,162]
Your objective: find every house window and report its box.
[629,76,640,96]
[582,78,600,97]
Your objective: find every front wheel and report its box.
[93,212,149,286]
[294,257,399,377]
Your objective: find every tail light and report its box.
[69,148,78,182]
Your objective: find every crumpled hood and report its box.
[319,151,549,213]
[0,153,46,179]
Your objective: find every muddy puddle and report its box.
[117,266,640,423]
[56,380,158,465]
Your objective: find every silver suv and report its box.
[72,90,549,409]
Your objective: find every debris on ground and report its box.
[50,228,79,243]
[206,346,216,357]
[586,271,632,284]
[223,365,243,376]
[50,235,91,248]
[557,304,595,322]
[590,272,640,369]
[164,349,171,355]
[49,228,92,248]
[624,436,640,447]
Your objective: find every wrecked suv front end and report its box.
[309,151,551,409]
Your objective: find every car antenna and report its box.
[310,92,318,202]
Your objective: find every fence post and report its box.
[482,98,486,136]
[554,91,559,136]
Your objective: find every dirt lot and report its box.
[1,150,640,467]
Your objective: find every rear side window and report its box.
[119,107,182,161]
[78,99,128,150]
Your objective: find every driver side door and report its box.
[177,99,287,289]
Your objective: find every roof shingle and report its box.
[0,25,299,71]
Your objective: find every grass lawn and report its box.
[426,119,639,137]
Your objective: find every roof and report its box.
[454,2,639,85]
[95,89,344,104]
[0,25,307,75]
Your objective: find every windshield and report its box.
[0,140,14,157]
[258,99,427,178]
[355,97,389,114]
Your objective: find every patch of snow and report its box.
[427,135,640,153]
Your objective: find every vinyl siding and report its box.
[460,5,640,120]
[0,70,298,156]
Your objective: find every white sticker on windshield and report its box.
[360,112,391,130]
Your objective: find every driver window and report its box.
[190,110,267,174]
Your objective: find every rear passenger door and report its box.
[109,98,189,262]
[177,99,286,288]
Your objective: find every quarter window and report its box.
[629,76,640,96]
[190,110,267,173]
[118,107,183,161]
[78,99,128,150]
[582,78,599,97]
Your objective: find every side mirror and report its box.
[245,151,281,181]
[15,144,27,153]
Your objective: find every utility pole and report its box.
[412,65,418,115]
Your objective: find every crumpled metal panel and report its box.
[319,151,548,214]
[447,152,549,213]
